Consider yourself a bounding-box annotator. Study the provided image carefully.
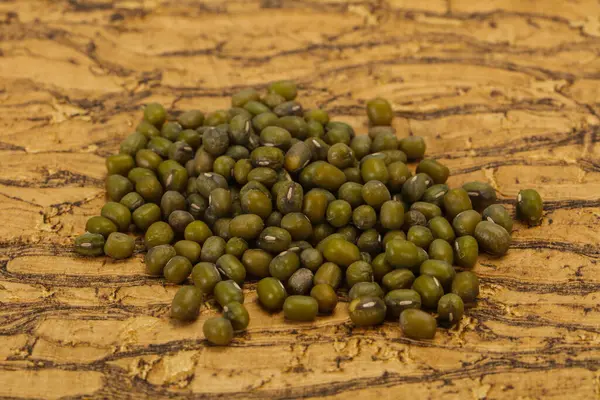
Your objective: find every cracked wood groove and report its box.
[0,0,599,399]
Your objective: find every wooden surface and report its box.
[0,0,599,398]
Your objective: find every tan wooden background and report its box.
[1,0,599,398]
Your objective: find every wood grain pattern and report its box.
[0,0,599,398]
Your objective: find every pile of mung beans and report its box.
[74,81,544,344]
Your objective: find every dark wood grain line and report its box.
[511,240,600,258]
[3,351,598,400]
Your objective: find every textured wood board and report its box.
[1,0,600,398]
